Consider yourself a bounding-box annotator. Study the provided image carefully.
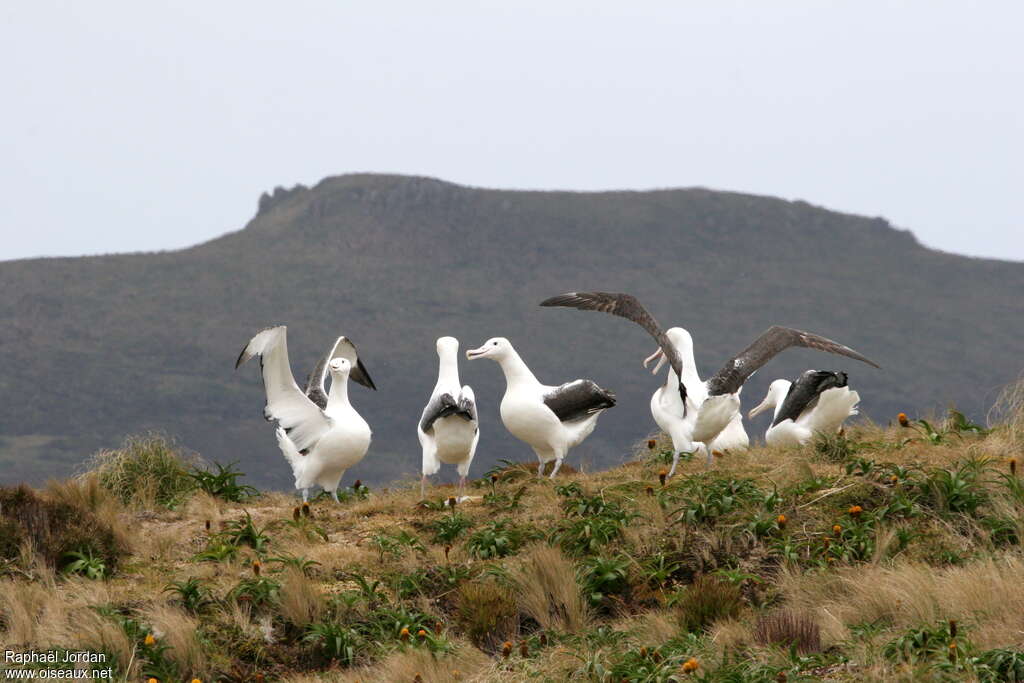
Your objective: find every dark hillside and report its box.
[2,174,1021,487]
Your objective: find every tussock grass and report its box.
[87,433,197,509]
[510,544,589,633]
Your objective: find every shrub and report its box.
[187,461,259,502]
[465,520,533,559]
[88,434,196,508]
[304,621,362,665]
[455,580,518,651]
[0,484,128,572]
[673,575,744,632]
[753,610,821,654]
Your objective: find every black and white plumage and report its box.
[749,370,861,447]
[541,291,879,467]
[466,337,615,478]
[418,337,480,499]
[304,336,376,409]
[236,326,374,502]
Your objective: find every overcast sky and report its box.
[2,1,1021,262]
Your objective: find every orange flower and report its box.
[191,679,202,683]
[898,412,910,427]
[502,641,513,658]
[400,627,410,642]
[832,524,842,535]
[519,640,529,657]
[144,634,156,646]
[301,502,311,517]
[645,485,655,497]
[252,560,261,576]
[147,679,158,683]
[682,657,699,673]
[848,505,863,518]
[417,629,427,641]
[647,439,657,450]
[292,506,301,521]
[776,514,787,527]
[890,475,899,485]
[448,496,458,507]
[658,469,668,486]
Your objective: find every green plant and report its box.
[920,459,990,516]
[187,461,259,502]
[579,553,631,608]
[304,621,362,665]
[228,576,281,607]
[429,511,474,544]
[464,520,532,559]
[813,430,862,462]
[221,512,277,553]
[163,576,215,612]
[192,540,239,563]
[882,619,963,664]
[370,529,425,562]
[60,549,107,579]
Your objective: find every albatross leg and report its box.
[549,456,564,479]
[668,451,681,479]
[331,488,340,504]
[420,474,428,499]
[704,443,714,468]
[458,475,466,500]
[302,488,310,503]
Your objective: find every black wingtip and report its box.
[234,346,249,370]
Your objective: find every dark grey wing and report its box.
[420,391,477,433]
[773,370,848,426]
[543,379,616,423]
[707,326,879,397]
[304,336,377,409]
[540,291,687,406]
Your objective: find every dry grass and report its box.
[752,609,822,654]
[510,544,589,633]
[148,604,210,678]
[278,566,323,627]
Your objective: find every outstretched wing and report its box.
[773,370,848,426]
[543,379,616,423]
[304,336,377,409]
[707,326,879,397]
[235,326,330,454]
[540,291,686,406]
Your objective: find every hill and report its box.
[1,174,1022,488]
[2,409,1024,680]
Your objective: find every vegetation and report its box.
[3,386,1024,680]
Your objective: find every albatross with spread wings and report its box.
[540,291,880,469]
[466,337,615,478]
[236,326,376,502]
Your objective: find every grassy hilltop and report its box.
[3,386,1024,682]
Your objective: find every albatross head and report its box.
[436,336,459,356]
[748,379,791,419]
[642,327,694,374]
[466,337,512,361]
[328,357,352,378]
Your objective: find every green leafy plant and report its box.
[304,621,362,665]
[371,529,426,562]
[429,511,474,544]
[579,553,631,608]
[187,461,259,502]
[60,549,107,579]
[163,576,215,612]
[464,520,532,559]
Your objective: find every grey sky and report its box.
[2,1,1021,262]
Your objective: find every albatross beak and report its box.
[466,346,487,360]
[748,396,773,419]
[643,348,666,375]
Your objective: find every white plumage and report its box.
[236,326,373,502]
[749,376,860,447]
[418,337,480,499]
[466,337,615,479]
[647,327,750,477]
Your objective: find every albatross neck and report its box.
[326,374,351,412]
[496,349,541,389]
[435,349,461,392]
[664,342,702,392]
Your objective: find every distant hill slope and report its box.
[2,174,1022,488]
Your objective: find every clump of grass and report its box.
[0,484,128,573]
[88,433,196,508]
[455,579,518,651]
[187,461,259,502]
[753,609,822,654]
[511,545,589,633]
[673,574,744,632]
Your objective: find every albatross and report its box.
[235,326,376,502]
[418,337,480,499]
[466,337,615,478]
[643,327,749,477]
[540,291,880,468]
[748,370,860,447]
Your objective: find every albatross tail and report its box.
[275,426,305,479]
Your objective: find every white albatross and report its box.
[748,370,860,447]
[418,336,480,499]
[466,337,615,478]
[235,326,375,502]
[644,327,749,477]
[540,291,880,468]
